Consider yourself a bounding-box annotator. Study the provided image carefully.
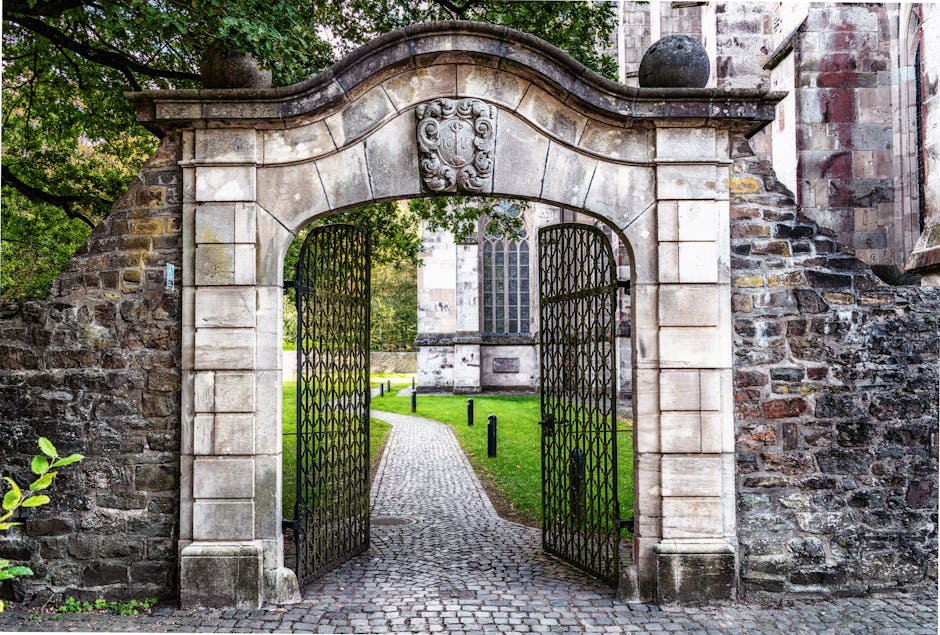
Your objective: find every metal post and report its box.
[467,398,474,426]
[379,383,384,397]
[411,390,417,413]
[387,379,391,393]
[411,377,415,390]
[487,414,497,457]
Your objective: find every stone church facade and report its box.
[416,204,633,394]
[415,1,939,393]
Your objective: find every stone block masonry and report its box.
[0,134,183,604]
[729,137,939,595]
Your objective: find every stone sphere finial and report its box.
[638,34,710,88]
[200,44,272,89]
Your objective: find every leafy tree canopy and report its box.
[1,0,616,299]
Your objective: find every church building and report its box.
[415,1,938,393]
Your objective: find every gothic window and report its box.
[481,201,530,336]
[915,42,926,233]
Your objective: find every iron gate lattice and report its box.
[295,224,371,587]
[539,223,620,586]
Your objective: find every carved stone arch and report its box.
[128,21,782,608]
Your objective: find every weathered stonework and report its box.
[729,139,939,596]
[0,135,183,604]
[416,98,495,193]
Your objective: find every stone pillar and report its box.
[453,238,482,393]
[179,128,297,608]
[416,226,457,391]
[649,126,736,603]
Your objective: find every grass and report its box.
[369,393,634,529]
[369,372,415,390]
[282,381,392,519]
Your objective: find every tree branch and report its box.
[4,13,201,84]
[1,165,98,229]
[429,0,483,20]
[3,0,91,19]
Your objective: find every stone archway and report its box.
[128,21,782,608]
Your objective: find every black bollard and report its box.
[487,414,497,457]
[379,383,384,397]
[387,379,391,393]
[411,377,415,390]
[411,390,417,413]
[467,398,474,426]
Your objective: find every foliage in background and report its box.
[371,261,418,352]
[2,0,615,299]
[57,596,157,616]
[0,437,84,612]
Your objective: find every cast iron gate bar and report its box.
[539,223,620,586]
[295,224,371,587]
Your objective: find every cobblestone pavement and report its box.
[2,411,937,633]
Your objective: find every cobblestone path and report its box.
[1,411,937,633]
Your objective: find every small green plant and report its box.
[57,596,157,616]
[0,437,84,612]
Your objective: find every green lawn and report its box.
[282,381,391,519]
[369,372,415,390]
[369,394,634,529]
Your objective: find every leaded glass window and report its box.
[481,201,530,336]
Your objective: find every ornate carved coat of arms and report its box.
[416,98,495,193]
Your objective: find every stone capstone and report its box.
[638,35,710,88]
[200,45,272,89]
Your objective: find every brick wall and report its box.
[730,137,939,595]
[0,134,183,603]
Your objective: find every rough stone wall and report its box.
[369,352,417,374]
[0,135,183,603]
[729,138,939,595]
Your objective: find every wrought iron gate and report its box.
[539,223,621,585]
[295,224,371,587]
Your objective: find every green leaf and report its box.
[1,491,18,512]
[5,566,33,577]
[37,437,57,458]
[51,454,84,468]
[2,477,22,500]
[31,455,49,475]
[28,473,56,492]
[0,522,22,530]
[20,495,50,508]
[0,560,8,568]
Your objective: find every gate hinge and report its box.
[283,280,296,294]
[617,280,631,293]
[617,516,635,534]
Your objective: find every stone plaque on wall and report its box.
[492,357,520,374]
[416,98,495,193]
